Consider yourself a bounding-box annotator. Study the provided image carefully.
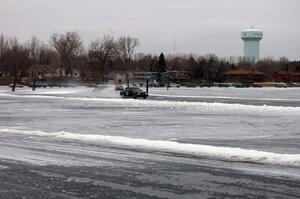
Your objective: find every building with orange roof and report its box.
[273,71,300,82]
[224,69,264,83]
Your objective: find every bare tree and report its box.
[0,34,11,73]
[0,35,31,88]
[88,35,115,79]
[6,37,21,71]
[133,53,156,72]
[49,32,83,76]
[116,36,139,67]
[0,34,11,60]
[26,36,43,64]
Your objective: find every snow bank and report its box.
[1,128,300,167]
[152,93,300,102]
[1,93,300,114]
[35,90,79,95]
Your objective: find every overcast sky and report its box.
[0,0,299,60]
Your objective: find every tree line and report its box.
[1,32,299,82]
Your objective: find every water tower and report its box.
[241,26,263,62]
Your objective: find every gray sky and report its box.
[1,0,299,60]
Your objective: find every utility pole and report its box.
[146,78,149,93]
[126,73,129,88]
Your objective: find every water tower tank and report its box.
[241,26,263,62]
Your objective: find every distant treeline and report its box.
[0,32,299,82]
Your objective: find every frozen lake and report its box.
[0,86,299,198]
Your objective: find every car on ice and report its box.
[120,87,148,99]
[114,85,124,91]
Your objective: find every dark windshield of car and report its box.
[127,87,142,92]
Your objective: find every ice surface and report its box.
[1,86,300,198]
[0,86,300,165]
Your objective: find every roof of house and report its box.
[224,69,264,75]
[293,72,300,75]
[274,71,300,76]
[161,70,190,74]
[27,65,56,74]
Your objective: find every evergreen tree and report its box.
[285,64,289,71]
[155,53,167,84]
[157,53,166,73]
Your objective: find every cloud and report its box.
[0,0,299,59]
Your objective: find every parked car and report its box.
[287,82,300,87]
[217,83,230,88]
[252,83,263,88]
[231,82,243,88]
[181,82,197,87]
[27,82,48,88]
[168,83,180,88]
[120,87,148,99]
[275,83,288,88]
[149,82,159,87]
[8,83,25,88]
[199,82,213,87]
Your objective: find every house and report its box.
[128,71,158,86]
[224,69,264,83]
[71,69,80,78]
[56,68,81,78]
[107,71,127,84]
[27,65,56,79]
[0,71,10,78]
[107,70,158,85]
[161,70,191,83]
[0,70,13,85]
[273,71,300,82]
[130,71,158,83]
[292,72,300,82]
[27,65,81,79]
